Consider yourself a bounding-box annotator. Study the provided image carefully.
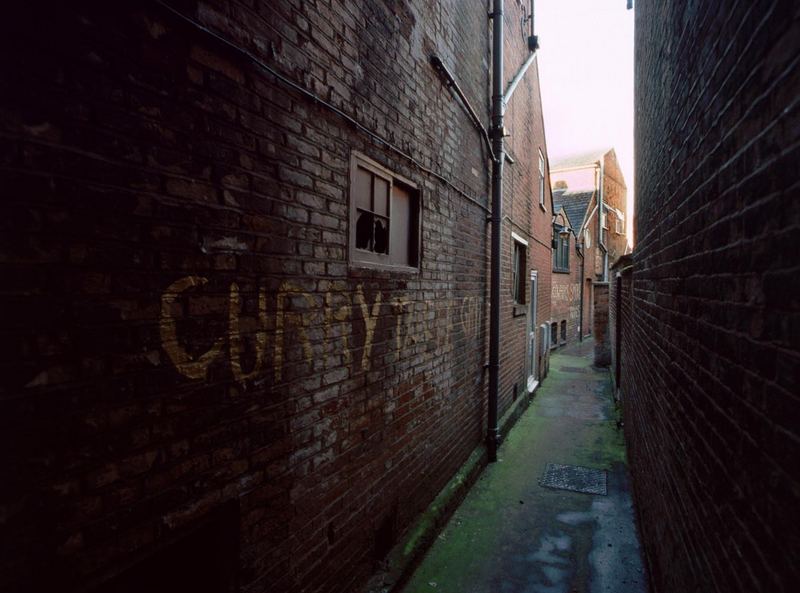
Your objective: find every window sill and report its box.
[512,304,527,317]
[552,268,570,274]
[349,260,420,275]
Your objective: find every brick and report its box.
[612,3,800,592]
[0,2,556,593]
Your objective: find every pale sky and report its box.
[536,0,635,227]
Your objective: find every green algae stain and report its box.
[402,344,632,593]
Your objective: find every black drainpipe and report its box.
[579,236,585,342]
[487,0,538,462]
[487,0,505,463]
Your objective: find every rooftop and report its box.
[551,147,614,171]
[553,188,594,231]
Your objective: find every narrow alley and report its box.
[401,341,645,593]
[1,1,797,592]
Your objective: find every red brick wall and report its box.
[624,1,800,591]
[592,283,610,367]
[0,2,550,592]
[550,213,581,345]
[497,1,553,412]
[601,152,628,265]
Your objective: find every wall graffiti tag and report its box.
[159,275,486,383]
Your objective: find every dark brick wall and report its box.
[0,1,550,592]
[592,283,610,367]
[609,255,632,395]
[624,1,800,591]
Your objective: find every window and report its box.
[538,150,545,209]
[585,228,592,249]
[615,216,625,235]
[601,211,608,230]
[511,235,527,304]
[350,153,420,269]
[560,320,567,343]
[550,322,558,347]
[552,225,570,273]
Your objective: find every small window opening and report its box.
[350,153,419,269]
[553,225,570,272]
[512,240,527,304]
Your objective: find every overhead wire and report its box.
[154,0,490,214]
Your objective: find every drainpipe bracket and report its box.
[528,35,539,52]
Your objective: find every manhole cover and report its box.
[539,463,607,495]
[560,366,587,373]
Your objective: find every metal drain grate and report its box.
[539,463,607,495]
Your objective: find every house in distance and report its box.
[550,148,629,344]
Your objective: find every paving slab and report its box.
[400,339,648,593]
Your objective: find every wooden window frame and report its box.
[349,152,421,272]
[552,225,570,273]
[511,233,528,305]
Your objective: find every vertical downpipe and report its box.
[598,159,607,281]
[579,239,585,341]
[488,0,504,463]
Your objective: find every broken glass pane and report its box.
[356,210,373,250]
[374,217,388,254]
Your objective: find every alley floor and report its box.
[400,340,647,593]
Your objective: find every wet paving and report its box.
[400,339,648,593]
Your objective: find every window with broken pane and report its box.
[354,165,389,254]
[350,153,420,269]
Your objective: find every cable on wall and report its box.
[154,0,490,214]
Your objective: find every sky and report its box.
[535,0,635,234]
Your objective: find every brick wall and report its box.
[609,255,632,394]
[592,283,610,367]
[550,212,581,345]
[623,1,800,591]
[497,1,553,409]
[601,151,628,265]
[0,1,551,592]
